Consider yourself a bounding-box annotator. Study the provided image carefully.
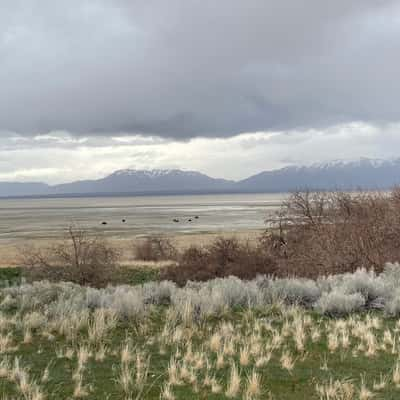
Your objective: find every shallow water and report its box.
[0,193,287,240]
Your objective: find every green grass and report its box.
[0,267,22,287]
[5,265,160,288]
[1,304,400,399]
[117,266,161,286]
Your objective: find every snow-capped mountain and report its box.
[110,168,205,179]
[2,159,400,197]
[310,158,398,170]
[49,169,234,195]
[237,158,400,191]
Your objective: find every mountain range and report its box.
[2,158,400,198]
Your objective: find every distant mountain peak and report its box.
[109,168,201,178]
[41,167,234,196]
[309,157,400,170]
[238,157,400,192]
[2,157,400,197]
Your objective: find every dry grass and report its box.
[1,278,400,398]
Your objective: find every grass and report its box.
[4,265,400,399]
[0,267,22,287]
[1,299,400,399]
[118,267,161,286]
[0,265,160,288]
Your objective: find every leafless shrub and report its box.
[21,225,120,287]
[261,189,400,278]
[161,237,277,285]
[133,236,177,261]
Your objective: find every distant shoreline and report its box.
[0,188,291,200]
[0,187,388,200]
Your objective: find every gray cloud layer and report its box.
[1,1,400,138]
[1,123,400,184]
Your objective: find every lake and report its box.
[0,193,287,240]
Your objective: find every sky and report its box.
[1,1,400,183]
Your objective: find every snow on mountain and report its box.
[309,158,400,169]
[2,159,400,197]
[48,168,234,195]
[110,169,202,178]
[238,158,400,192]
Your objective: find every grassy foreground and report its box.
[1,298,400,399]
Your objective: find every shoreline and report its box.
[0,228,265,268]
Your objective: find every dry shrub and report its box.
[161,236,277,285]
[263,189,400,278]
[134,236,177,261]
[21,225,120,287]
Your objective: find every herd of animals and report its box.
[172,215,199,223]
[100,215,199,225]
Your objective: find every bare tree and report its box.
[22,225,120,287]
[262,189,400,277]
[133,236,177,261]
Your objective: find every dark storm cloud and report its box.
[1,1,400,138]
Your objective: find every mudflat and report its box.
[0,192,282,267]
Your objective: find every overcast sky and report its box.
[1,1,400,183]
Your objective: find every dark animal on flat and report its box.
[122,219,126,222]
[101,222,107,225]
